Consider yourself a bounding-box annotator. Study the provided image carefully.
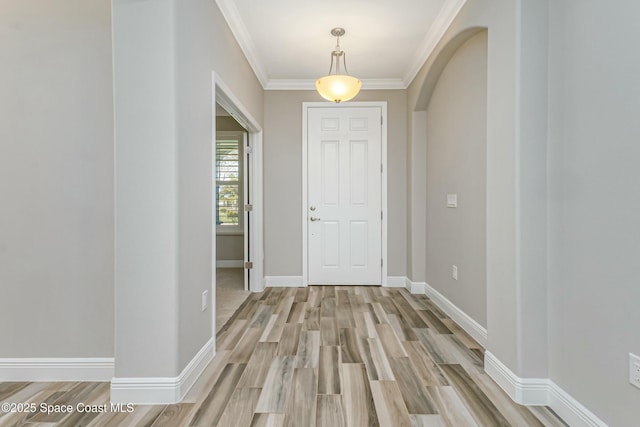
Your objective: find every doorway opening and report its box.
[213,74,264,335]
[215,106,250,329]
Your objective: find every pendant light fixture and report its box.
[315,28,362,103]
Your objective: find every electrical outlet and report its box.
[452,265,458,280]
[630,353,640,389]
[202,290,209,312]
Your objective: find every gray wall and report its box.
[113,0,180,377]
[547,1,640,425]
[215,116,245,263]
[406,0,638,423]
[263,90,407,277]
[424,32,487,328]
[0,0,114,358]
[178,0,264,372]
[217,116,246,132]
[406,0,547,381]
[408,0,526,370]
[113,0,263,377]
[216,235,244,262]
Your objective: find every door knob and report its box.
[310,217,321,221]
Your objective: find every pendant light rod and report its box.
[331,28,345,59]
[329,28,346,75]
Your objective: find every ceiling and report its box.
[215,0,466,90]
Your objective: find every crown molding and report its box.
[216,0,466,90]
[361,79,406,90]
[265,78,406,91]
[264,79,316,90]
[215,0,268,87]
[403,0,468,87]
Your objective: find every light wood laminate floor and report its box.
[0,286,567,426]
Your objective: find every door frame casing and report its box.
[301,101,388,286]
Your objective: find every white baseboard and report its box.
[264,276,304,287]
[267,276,409,288]
[407,281,427,294]
[484,351,549,405]
[484,352,607,427]
[386,276,425,293]
[111,338,213,405]
[216,260,243,268]
[0,358,114,382]
[421,281,487,347]
[547,380,608,427]
[385,276,408,287]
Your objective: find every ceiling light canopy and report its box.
[315,28,362,103]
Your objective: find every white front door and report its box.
[307,106,382,285]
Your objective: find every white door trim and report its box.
[302,101,388,286]
[212,73,264,340]
[242,131,249,291]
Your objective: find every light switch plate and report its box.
[202,290,209,312]
[447,194,457,208]
[630,353,640,389]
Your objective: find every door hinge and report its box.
[381,258,383,267]
[381,163,383,173]
[380,116,383,125]
[244,261,253,269]
[244,204,253,212]
[381,211,383,220]
[245,146,253,154]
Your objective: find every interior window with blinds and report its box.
[216,131,244,231]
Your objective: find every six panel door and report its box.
[307,106,382,285]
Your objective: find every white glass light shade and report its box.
[315,74,362,103]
